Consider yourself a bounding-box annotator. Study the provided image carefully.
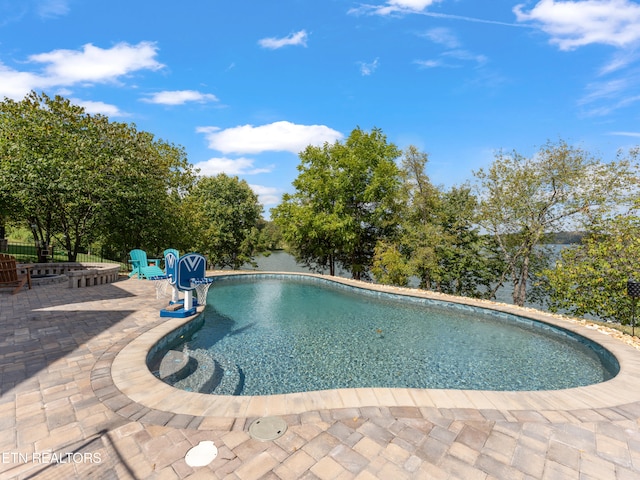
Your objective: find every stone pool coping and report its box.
[111,271,640,419]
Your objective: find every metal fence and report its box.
[0,240,129,271]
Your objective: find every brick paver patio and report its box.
[1,274,640,479]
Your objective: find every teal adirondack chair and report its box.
[128,249,165,279]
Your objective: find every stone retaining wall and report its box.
[17,262,121,289]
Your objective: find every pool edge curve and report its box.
[110,271,640,419]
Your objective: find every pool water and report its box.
[166,275,618,396]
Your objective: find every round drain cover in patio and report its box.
[185,441,218,467]
[248,416,288,441]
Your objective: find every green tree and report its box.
[0,91,196,261]
[371,241,411,286]
[0,92,106,260]
[474,140,636,306]
[96,125,195,258]
[272,127,403,279]
[254,220,283,251]
[432,186,504,298]
[373,146,503,298]
[538,210,640,323]
[390,145,445,289]
[186,174,263,269]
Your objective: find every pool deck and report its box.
[1,272,640,479]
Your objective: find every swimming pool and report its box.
[150,274,619,396]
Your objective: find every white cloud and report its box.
[0,64,42,98]
[414,59,452,68]
[414,50,486,69]
[354,0,442,15]
[585,93,640,115]
[194,157,273,176]
[350,1,524,26]
[514,0,640,50]
[579,77,630,105]
[416,26,487,70]
[577,75,640,115]
[0,41,164,99]
[421,27,460,48]
[0,1,70,26]
[37,0,70,18]
[258,30,309,49]
[599,50,640,74]
[196,121,344,155]
[387,0,440,11]
[443,49,488,65]
[29,41,163,84]
[249,184,281,206]
[609,131,640,137]
[143,90,218,105]
[71,98,124,117]
[359,58,380,76]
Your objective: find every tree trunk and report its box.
[512,254,530,307]
[65,235,76,262]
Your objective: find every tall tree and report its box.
[186,174,263,269]
[373,146,503,298]
[388,145,445,289]
[474,140,636,306]
[0,92,105,260]
[272,127,403,279]
[97,125,195,258]
[0,91,195,261]
[432,186,504,297]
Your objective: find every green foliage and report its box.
[96,126,196,257]
[186,174,263,269]
[0,92,96,259]
[538,212,640,323]
[372,146,503,298]
[430,186,505,298]
[254,220,283,251]
[474,139,637,306]
[371,146,503,297]
[0,91,196,261]
[371,241,411,286]
[272,127,402,279]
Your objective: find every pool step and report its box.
[155,348,244,395]
[157,350,196,384]
[171,349,216,393]
[209,356,244,396]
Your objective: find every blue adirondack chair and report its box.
[128,249,165,279]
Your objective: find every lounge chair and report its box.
[128,249,165,279]
[0,253,32,294]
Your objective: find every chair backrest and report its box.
[129,249,148,263]
[163,248,179,278]
[0,254,19,283]
[163,248,179,259]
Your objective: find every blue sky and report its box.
[2,0,640,211]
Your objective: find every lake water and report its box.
[242,249,563,308]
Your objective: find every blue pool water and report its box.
[158,274,618,396]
